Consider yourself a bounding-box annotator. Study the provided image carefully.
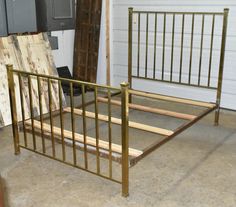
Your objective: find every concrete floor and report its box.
[0,96,236,207]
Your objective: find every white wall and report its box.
[113,0,236,110]
[51,30,75,72]
[51,1,236,110]
[97,0,109,85]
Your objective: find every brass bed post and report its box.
[215,8,229,126]
[128,7,133,103]
[121,82,129,197]
[7,64,20,155]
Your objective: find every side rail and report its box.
[6,64,130,197]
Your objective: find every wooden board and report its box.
[97,97,197,120]
[64,107,174,136]
[25,119,143,157]
[129,89,216,108]
[73,0,102,83]
[0,33,65,126]
[0,36,19,127]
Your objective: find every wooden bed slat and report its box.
[97,97,197,120]
[64,107,174,136]
[25,120,143,157]
[129,89,216,108]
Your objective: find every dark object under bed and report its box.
[56,66,82,96]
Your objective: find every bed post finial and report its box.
[120,82,129,197]
[6,64,20,155]
[215,8,229,126]
[224,8,229,12]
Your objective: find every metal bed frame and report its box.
[7,8,228,197]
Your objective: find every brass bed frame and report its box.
[7,8,228,197]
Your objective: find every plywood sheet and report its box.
[0,33,65,127]
[0,36,22,126]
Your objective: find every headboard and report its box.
[128,8,229,106]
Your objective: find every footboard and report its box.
[6,64,131,197]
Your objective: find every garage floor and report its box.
[0,95,236,207]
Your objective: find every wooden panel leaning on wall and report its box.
[0,33,66,127]
[73,0,102,83]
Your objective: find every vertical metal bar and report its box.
[137,13,141,77]
[128,8,133,95]
[106,0,111,86]
[153,13,157,79]
[170,14,175,82]
[208,14,215,87]
[81,85,88,169]
[189,14,195,84]
[162,13,166,80]
[7,65,20,155]
[121,82,129,197]
[215,9,229,125]
[128,8,133,103]
[18,73,27,147]
[198,14,205,86]
[58,81,66,161]
[28,75,36,150]
[37,76,45,153]
[145,13,149,78]
[94,87,100,174]
[179,14,185,83]
[48,78,55,157]
[70,82,77,165]
[107,89,112,178]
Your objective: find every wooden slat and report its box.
[25,120,143,157]
[64,107,174,136]
[97,97,197,120]
[129,89,216,108]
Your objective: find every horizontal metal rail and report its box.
[11,69,120,91]
[130,105,217,166]
[19,145,122,184]
[131,76,218,90]
[133,11,224,15]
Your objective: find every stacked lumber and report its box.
[0,33,65,127]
